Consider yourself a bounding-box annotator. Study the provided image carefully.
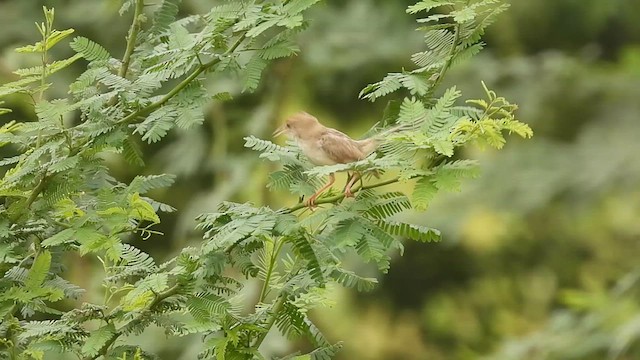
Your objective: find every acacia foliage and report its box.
[0,0,530,359]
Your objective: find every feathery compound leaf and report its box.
[407,0,454,14]
[16,29,75,53]
[284,0,322,15]
[242,55,268,93]
[289,234,324,285]
[128,174,176,194]
[70,36,110,62]
[331,268,378,292]
[258,40,300,60]
[432,159,481,191]
[18,320,74,342]
[151,0,182,35]
[365,192,412,219]
[412,176,438,211]
[330,218,368,248]
[359,73,403,102]
[187,294,231,323]
[398,97,427,126]
[81,323,115,357]
[451,7,476,23]
[311,344,344,360]
[135,104,180,143]
[122,137,145,167]
[106,244,157,282]
[400,73,432,96]
[276,302,310,340]
[244,136,301,164]
[378,221,441,242]
[25,250,51,289]
[356,234,390,272]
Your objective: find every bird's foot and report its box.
[305,195,318,209]
[344,188,354,198]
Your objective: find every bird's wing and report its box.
[319,129,365,164]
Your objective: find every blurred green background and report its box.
[2,0,640,359]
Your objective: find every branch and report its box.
[431,23,460,92]
[286,176,402,213]
[115,33,247,126]
[118,0,144,79]
[85,283,181,360]
[285,155,447,213]
[25,172,49,209]
[251,293,286,350]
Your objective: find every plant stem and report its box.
[25,173,48,209]
[252,293,286,350]
[86,283,181,360]
[258,238,285,303]
[118,0,144,79]
[431,23,460,92]
[285,155,447,213]
[115,33,247,126]
[286,176,402,213]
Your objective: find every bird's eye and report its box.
[286,124,291,128]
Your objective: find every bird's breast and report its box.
[297,138,336,166]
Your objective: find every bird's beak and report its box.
[273,124,287,137]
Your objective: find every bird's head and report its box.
[273,112,321,140]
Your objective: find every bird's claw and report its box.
[305,196,318,210]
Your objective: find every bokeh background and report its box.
[2,0,640,359]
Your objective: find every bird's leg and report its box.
[344,172,353,193]
[306,173,336,207]
[344,172,360,198]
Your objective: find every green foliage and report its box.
[0,0,529,359]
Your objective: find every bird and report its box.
[273,112,403,207]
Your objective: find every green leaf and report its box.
[378,221,441,242]
[331,219,368,248]
[400,73,431,96]
[151,0,182,35]
[128,193,161,223]
[69,36,110,62]
[435,159,481,191]
[242,55,268,92]
[365,192,412,219]
[122,136,145,167]
[258,40,300,60]
[25,251,51,289]
[407,1,454,14]
[284,0,322,15]
[412,176,438,211]
[290,234,324,285]
[16,29,75,53]
[42,229,76,247]
[187,294,230,323]
[432,138,454,156]
[81,323,115,357]
[359,73,403,102]
[128,174,176,194]
[398,97,426,126]
[331,269,378,292]
[451,7,476,23]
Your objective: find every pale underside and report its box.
[298,128,375,166]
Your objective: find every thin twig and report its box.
[286,176,402,213]
[431,23,460,92]
[86,283,182,360]
[118,0,145,79]
[114,33,247,126]
[251,293,286,350]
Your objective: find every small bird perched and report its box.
[273,112,399,207]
